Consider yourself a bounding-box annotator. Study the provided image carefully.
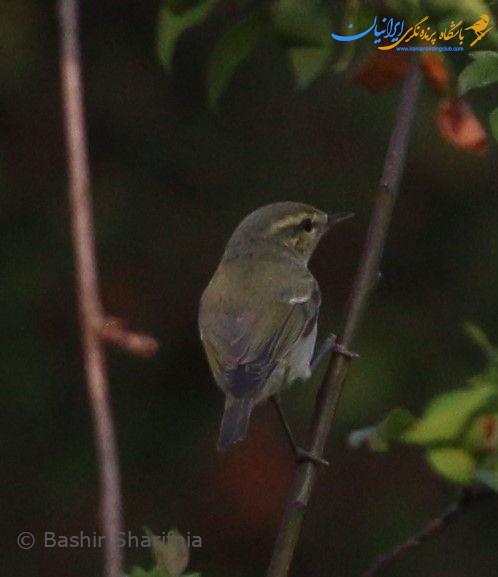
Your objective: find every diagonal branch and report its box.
[266,58,423,577]
[362,486,496,577]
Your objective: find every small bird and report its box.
[464,14,491,45]
[198,202,353,458]
[464,14,489,35]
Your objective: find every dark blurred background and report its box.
[1,1,498,576]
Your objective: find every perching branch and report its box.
[266,59,423,577]
[362,487,496,577]
[57,2,158,576]
[58,2,124,575]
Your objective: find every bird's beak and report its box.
[326,211,355,228]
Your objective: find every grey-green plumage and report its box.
[198,202,352,452]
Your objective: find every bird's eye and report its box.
[301,218,313,232]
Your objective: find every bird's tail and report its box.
[217,397,254,452]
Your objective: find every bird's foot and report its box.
[331,341,360,359]
[295,447,329,467]
[310,335,359,372]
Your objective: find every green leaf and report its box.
[466,324,498,389]
[426,447,475,485]
[380,407,417,439]
[466,323,498,367]
[157,0,218,70]
[207,10,268,110]
[145,528,189,577]
[288,46,331,89]
[272,0,333,88]
[402,386,498,445]
[271,0,332,47]
[349,408,416,451]
[490,107,498,142]
[331,0,362,73]
[474,468,498,491]
[466,323,497,358]
[458,51,498,95]
[428,0,493,23]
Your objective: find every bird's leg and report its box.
[270,396,329,467]
[310,334,359,373]
[310,335,336,373]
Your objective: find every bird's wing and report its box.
[200,268,320,399]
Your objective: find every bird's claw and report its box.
[295,447,329,467]
[331,342,360,359]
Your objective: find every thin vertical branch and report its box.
[58,1,124,576]
[266,59,423,577]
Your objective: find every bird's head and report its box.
[225,202,354,263]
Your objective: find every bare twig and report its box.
[362,487,496,577]
[266,59,422,577]
[58,1,123,575]
[99,317,160,358]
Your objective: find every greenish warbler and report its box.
[198,202,353,455]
